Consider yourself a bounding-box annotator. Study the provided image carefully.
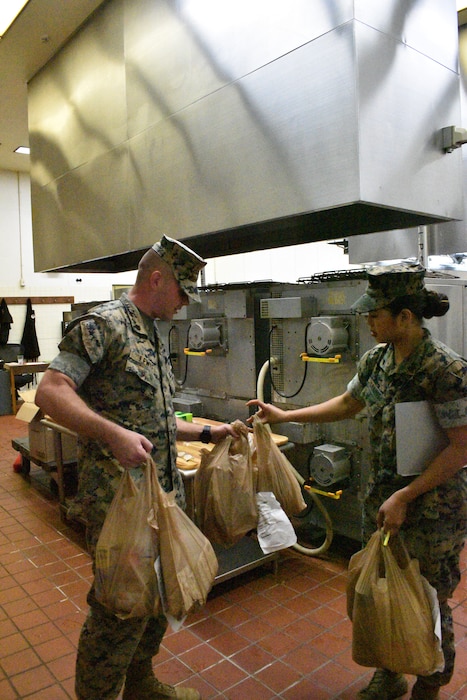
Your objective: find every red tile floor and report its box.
[1,413,467,699]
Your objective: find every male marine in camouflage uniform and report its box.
[36,236,238,700]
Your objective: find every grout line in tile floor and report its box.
[0,414,467,699]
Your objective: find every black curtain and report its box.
[0,298,13,345]
[21,299,41,360]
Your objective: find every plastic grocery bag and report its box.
[95,463,159,619]
[347,530,444,675]
[194,420,258,547]
[155,458,218,622]
[256,491,297,553]
[252,414,306,517]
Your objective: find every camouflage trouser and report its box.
[75,520,168,700]
[363,470,467,688]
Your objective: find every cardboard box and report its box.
[28,421,77,465]
[16,391,77,466]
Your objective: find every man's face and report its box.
[155,272,190,320]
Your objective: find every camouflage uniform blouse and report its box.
[48,293,184,524]
[347,329,467,506]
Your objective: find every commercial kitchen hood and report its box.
[349,11,467,265]
[28,0,463,273]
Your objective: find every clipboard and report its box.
[395,401,449,476]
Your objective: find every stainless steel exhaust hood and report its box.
[28,0,463,273]
[349,13,467,265]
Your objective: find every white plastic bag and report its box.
[256,491,297,553]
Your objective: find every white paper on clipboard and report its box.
[396,401,449,476]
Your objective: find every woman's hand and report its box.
[246,399,288,425]
[377,490,409,536]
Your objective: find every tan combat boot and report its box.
[410,678,440,700]
[122,675,201,700]
[357,669,408,699]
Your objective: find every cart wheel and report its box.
[13,453,30,475]
[13,453,23,473]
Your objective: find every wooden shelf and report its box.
[2,297,74,305]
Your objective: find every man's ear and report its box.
[149,269,163,289]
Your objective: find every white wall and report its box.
[206,241,355,285]
[0,170,136,361]
[0,168,353,360]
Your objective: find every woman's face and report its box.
[366,308,400,343]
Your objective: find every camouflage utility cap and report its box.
[351,262,426,313]
[152,235,206,303]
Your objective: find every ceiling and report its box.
[0,0,106,173]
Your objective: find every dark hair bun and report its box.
[423,290,449,319]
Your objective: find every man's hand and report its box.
[107,425,153,469]
[210,422,243,444]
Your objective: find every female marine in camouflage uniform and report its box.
[248,262,467,700]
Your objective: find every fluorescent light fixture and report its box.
[14,146,30,155]
[0,1,30,38]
